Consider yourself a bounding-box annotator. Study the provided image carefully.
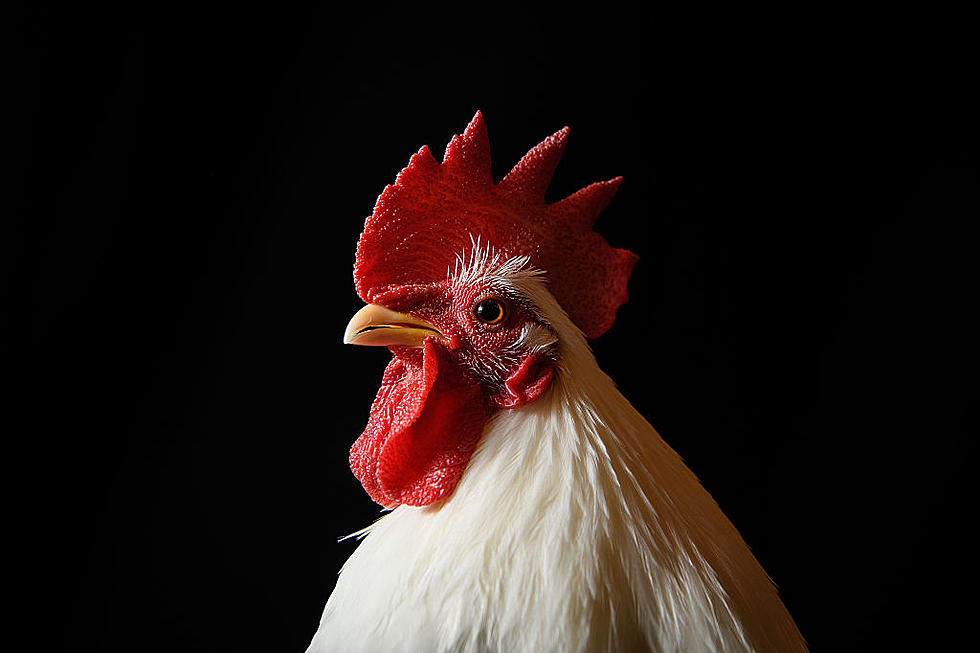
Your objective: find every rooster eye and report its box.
[473,298,506,326]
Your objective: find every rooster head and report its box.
[343,111,637,508]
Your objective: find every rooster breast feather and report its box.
[309,256,807,653]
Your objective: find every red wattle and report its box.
[349,340,487,508]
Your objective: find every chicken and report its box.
[307,112,807,653]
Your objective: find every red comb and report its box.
[353,111,638,339]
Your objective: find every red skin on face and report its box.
[349,283,555,508]
[348,112,635,508]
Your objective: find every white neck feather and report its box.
[310,293,806,653]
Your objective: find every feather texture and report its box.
[309,277,807,653]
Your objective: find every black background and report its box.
[19,3,976,652]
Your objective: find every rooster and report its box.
[307,112,807,653]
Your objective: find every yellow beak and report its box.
[343,303,443,347]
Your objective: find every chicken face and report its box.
[342,112,635,508]
[344,249,558,508]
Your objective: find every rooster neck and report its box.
[310,334,807,653]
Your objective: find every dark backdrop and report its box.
[19,3,975,652]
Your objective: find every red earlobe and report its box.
[495,353,555,409]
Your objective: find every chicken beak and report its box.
[343,303,443,347]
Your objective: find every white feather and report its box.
[309,269,807,653]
